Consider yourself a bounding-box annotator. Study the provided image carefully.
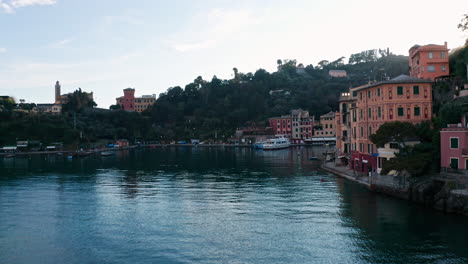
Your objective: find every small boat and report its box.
[253,142,264,149]
[77,151,93,157]
[100,151,115,156]
[309,157,319,161]
[263,136,290,150]
[3,154,15,158]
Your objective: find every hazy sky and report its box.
[0,0,466,108]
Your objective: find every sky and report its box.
[0,0,467,108]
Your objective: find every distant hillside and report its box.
[150,50,409,139]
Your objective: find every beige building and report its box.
[314,111,336,137]
[335,92,356,155]
[33,104,62,114]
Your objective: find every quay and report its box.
[321,161,468,216]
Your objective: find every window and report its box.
[414,107,420,116]
[325,124,328,129]
[360,92,363,100]
[377,88,381,97]
[368,108,372,118]
[440,52,446,58]
[360,109,363,119]
[353,110,356,122]
[352,91,357,97]
[330,124,333,129]
[450,138,459,149]
[360,127,364,137]
[368,91,371,98]
[378,107,382,118]
[397,86,403,95]
[343,130,348,137]
[398,107,404,116]
[428,52,433,59]
[442,65,446,72]
[413,86,419,95]
[428,65,435,72]
[450,158,459,169]
[369,126,372,135]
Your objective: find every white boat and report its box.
[101,151,115,156]
[262,137,290,150]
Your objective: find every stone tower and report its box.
[55,81,61,103]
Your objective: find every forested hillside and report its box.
[150,50,409,139]
[1,49,410,145]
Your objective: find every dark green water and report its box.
[0,147,467,264]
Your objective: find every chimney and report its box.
[444,41,447,48]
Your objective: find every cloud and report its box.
[0,1,14,13]
[11,0,56,8]
[0,0,56,13]
[0,47,6,53]
[171,8,262,53]
[48,38,72,48]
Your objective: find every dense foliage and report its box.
[0,49,410,146]
[370,121,437,177]
[150,52,409,140]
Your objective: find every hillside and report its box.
[0,49,410,145]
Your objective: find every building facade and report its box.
[348,75,433,173]
[329,70,347,78]
[314,112,336,137]
[116,88,156,112]
[409,42,450,80]
[33,103,62,114]
[335,93,356,156]
[440,113,468,173]
[269,109,314,143]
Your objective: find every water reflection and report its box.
[0,147,467,264]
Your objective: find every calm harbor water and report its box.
[0,147,467,264]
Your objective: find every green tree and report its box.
[62,88,97,113]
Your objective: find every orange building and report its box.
[348,75,433,173]
[409,42,450,80]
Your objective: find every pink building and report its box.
[116,88,156,112]
[409,42,450,80]
[441,115,468,172]
[268,109,314,143]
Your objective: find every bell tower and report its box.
[55,81,61,103]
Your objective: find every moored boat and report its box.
[262,136,290,150]
[101,151,115,156]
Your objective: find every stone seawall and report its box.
[322,163,468,216]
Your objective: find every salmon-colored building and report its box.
[348,75,433,173]
[409,42,450,80]
[116,88,156,112]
